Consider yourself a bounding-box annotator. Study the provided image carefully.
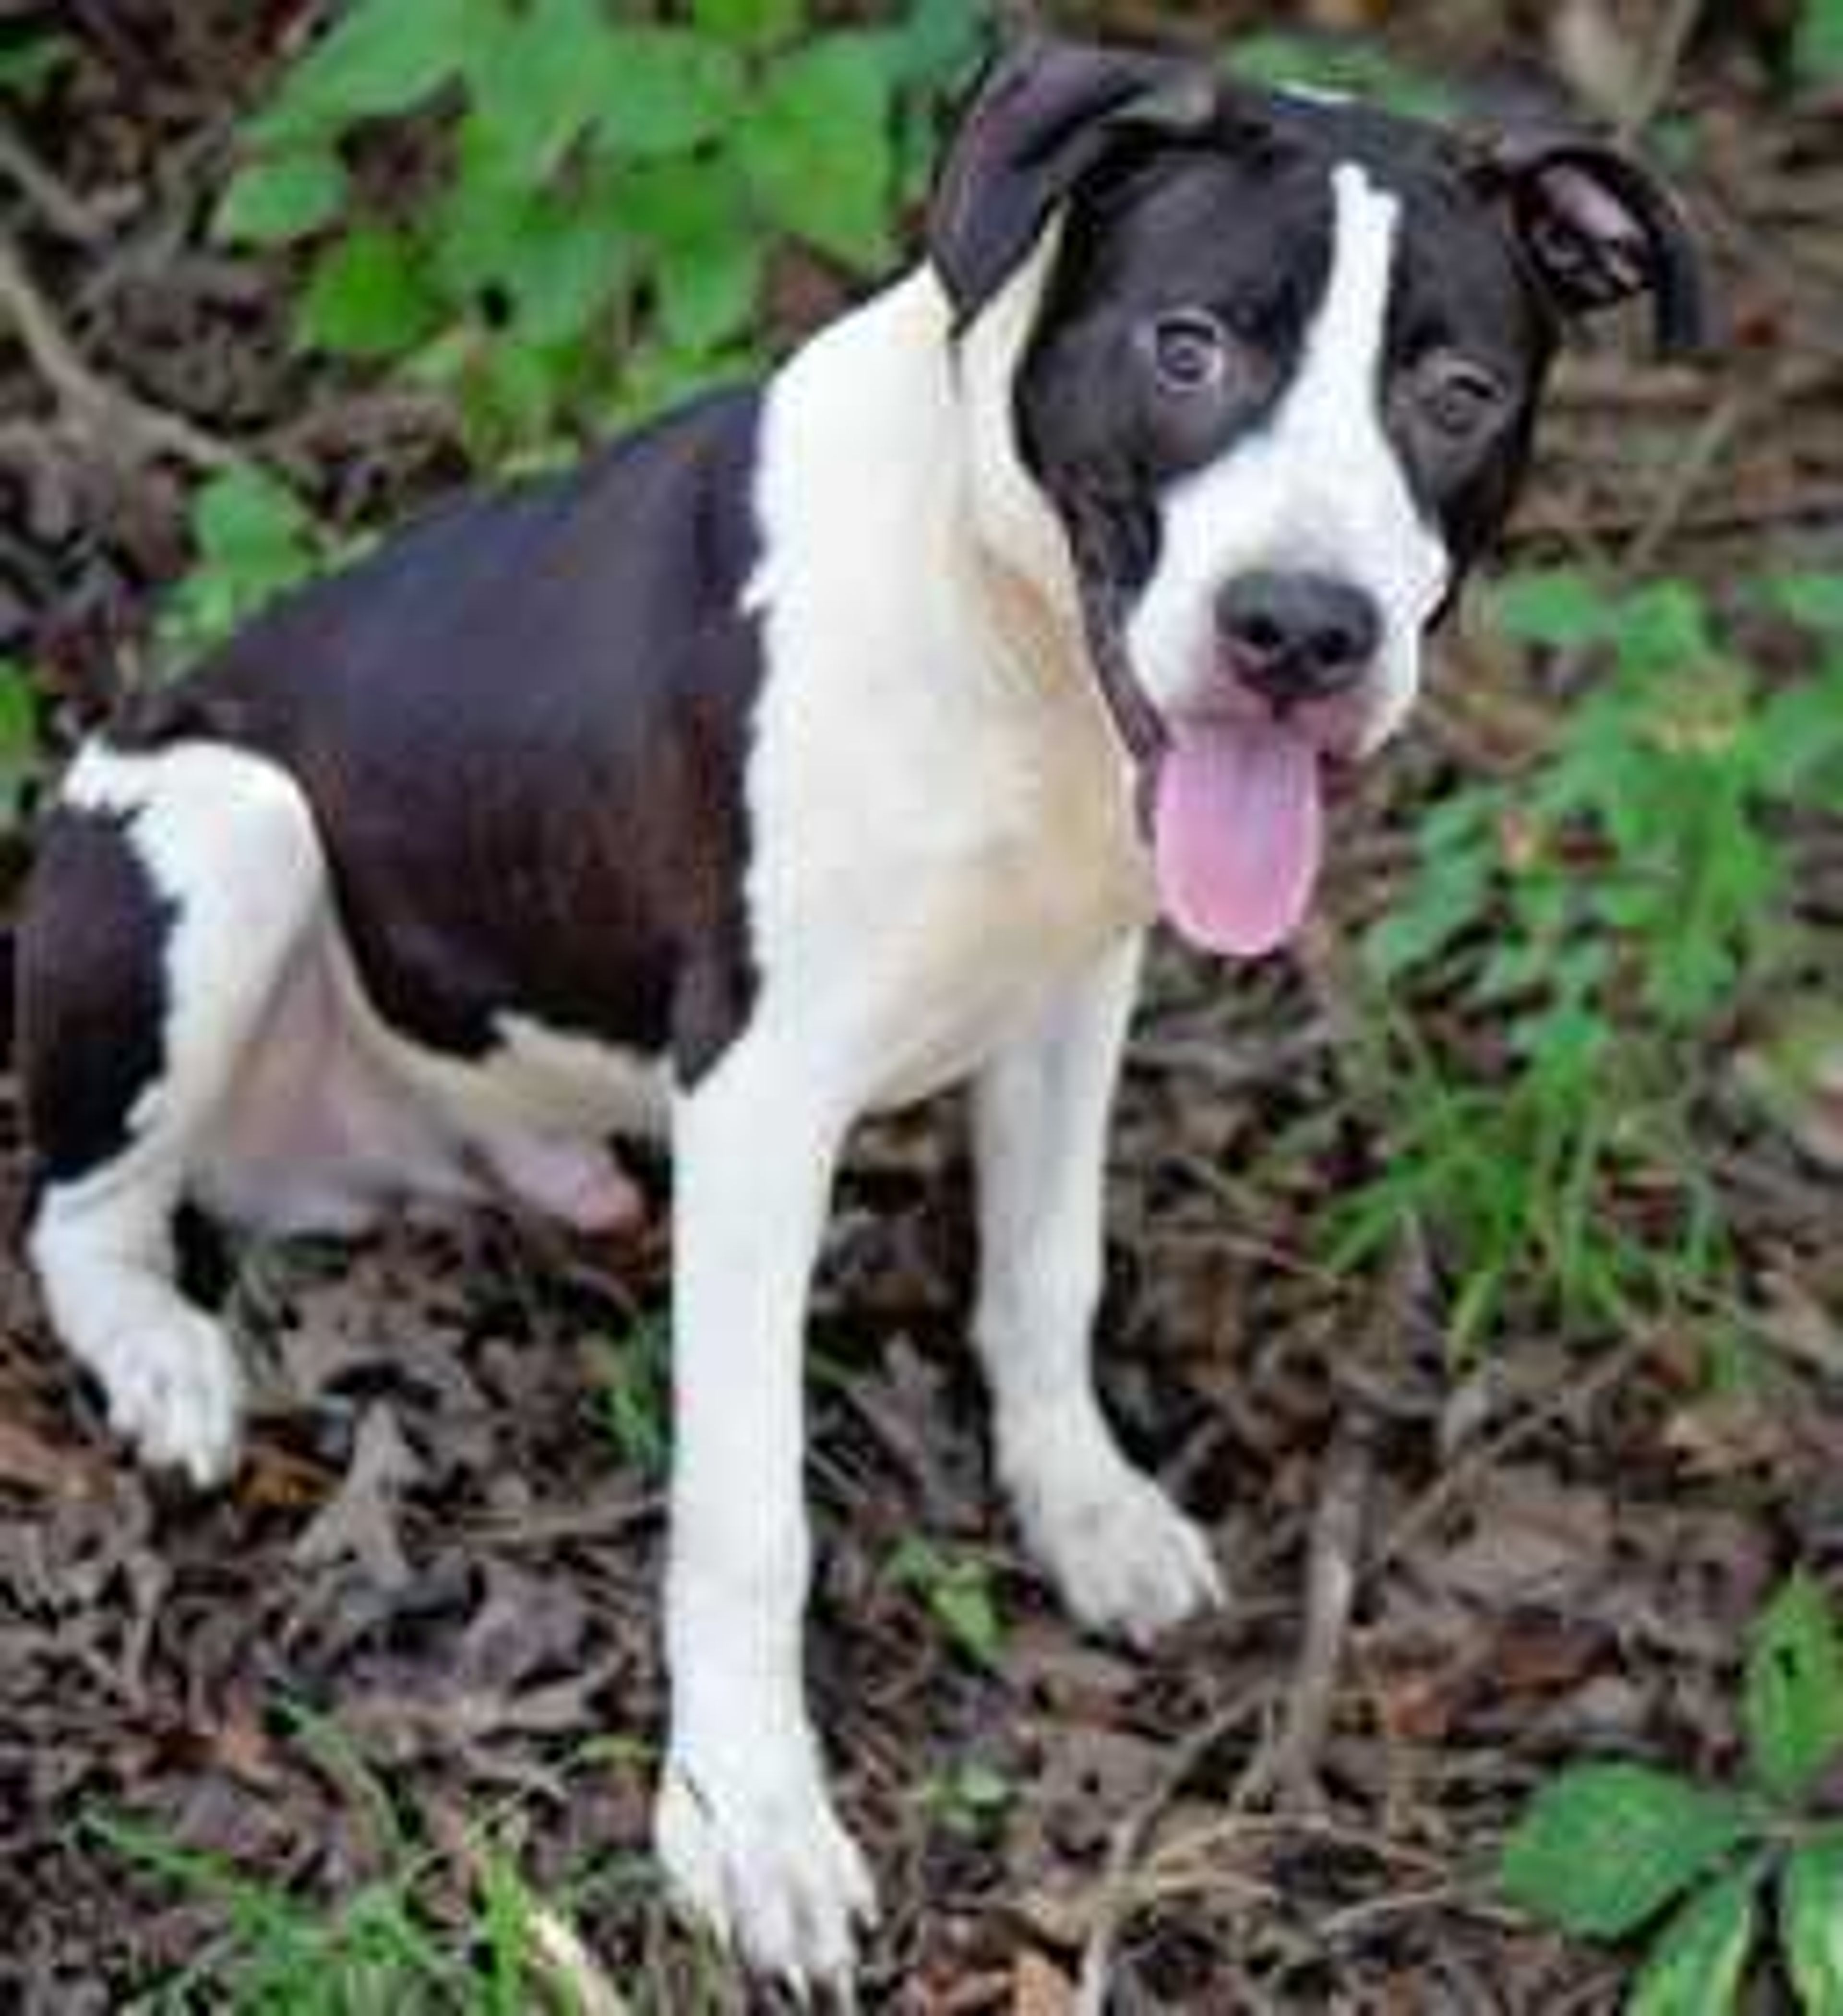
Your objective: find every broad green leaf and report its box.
[1490,568,1609,650]
[889,0,988,90]
[466,340,564,456]
[215,150,349,245]
[0,32,75,99]
[162,467,322,655]
[1771,572,1843,636]
[655,230,762,353]
[1795,0,1843,82]
[1500,1764,1758,1939]
[930,1570,1002,1667]
[594,29,745,158]
[498,202,629,347]
[298,227,441,358]
[1627,1870,1757,2016]
[889,1540,1004,1667]
[1611,581,1716,680]
[430,122,541,293]
[737,32,897,271]
[624,158,763,351]
[464,0,613,188]
[693,0,802,48]
[1744,1575,1843,1802]
[263,0,482,137]
[1783,1830,1843,2016]
[192,465,313,568]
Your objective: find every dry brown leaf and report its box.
[1011,1948,1077,2016]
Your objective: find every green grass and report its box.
[1334,565,1843,1358]
[81,1703,725,2015]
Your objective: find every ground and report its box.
[2,3,1843,2012]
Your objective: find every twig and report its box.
[1074,1686,1272,2016]
[0,119,124,243]
[1372,1326,1653,1576]
[1255,1407,1378,1813]
[1620,382,1752,581]
[527,1906,634,2016]
[1510,479,1843,548]
[0,225,237,470]
[1618,0,1707,141]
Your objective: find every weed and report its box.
[156,465,337,664]
[0,657,40,832]
[1798,0,1843,81]
[587,1312,672,1479]
[918,1758,1015,1842]
[1336,566,1843,1352]
[1225,31,1454,119]
[1501,1572,1843,2012]
[84,1704,685,2012]
[888,1536,1005,1668]
[0,26,74,101]
[216,0,986,458]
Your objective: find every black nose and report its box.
[1216,571,1381,706]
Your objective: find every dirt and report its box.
[3,4,1842,2011]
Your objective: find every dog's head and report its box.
[931,37,1706,957]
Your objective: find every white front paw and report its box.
[100,1308,245,1489]
[656,1733,877,1995]
[1007,1421,1223,1646]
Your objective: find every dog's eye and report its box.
[1417,359,1506,439]
[1146,311,1232,394]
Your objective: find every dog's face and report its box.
[932,41,1705,956]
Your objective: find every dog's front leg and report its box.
[655,1041,874,1992]
[973,932,1224,1645]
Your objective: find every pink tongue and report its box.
[1153,718,1324,958]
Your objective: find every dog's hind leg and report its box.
[18,740,327,1485]
[972,932,1224,1644]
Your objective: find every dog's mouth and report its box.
[1066,536,1369,962]
[1145,703,1364,960]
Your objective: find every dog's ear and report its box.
[1478,133,1710,358]
[928,36,1221,325]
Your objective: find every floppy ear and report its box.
[1480,133,1710,358]
[927,36,1221,326]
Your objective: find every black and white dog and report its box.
[16,37,1701,1990]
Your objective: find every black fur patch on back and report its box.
[18,807,175,1185]
[110,385,767,1088]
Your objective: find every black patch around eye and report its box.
[1145,310,1230,393]
[1420,365,1504,438]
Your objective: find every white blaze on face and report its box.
[1124,161,1451,962]
[1125,161,1448,742]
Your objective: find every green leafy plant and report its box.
[1335,567,1843,1350]
[588,1312,672,1479]
[0,27,74,100]
[918,1757,1015,1841]
[888,1536,1005,1668]
[217,0,984,458]
[1796,0,1843,82]
[0,658,40,832]
[157,464,334,664]
[1225,31,1455,119]
[1502,1573,1843,2012]
[85,1701,672,2012]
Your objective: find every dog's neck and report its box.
[782,253,1126,732]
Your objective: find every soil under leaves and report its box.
[4,4,1843,2011]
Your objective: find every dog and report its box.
[14,35,1703,1991]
